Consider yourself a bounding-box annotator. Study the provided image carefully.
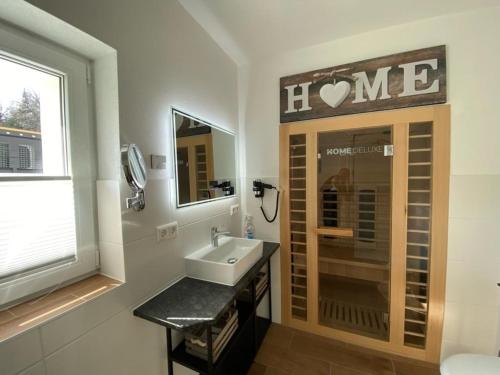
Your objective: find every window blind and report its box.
[0,179,77,280]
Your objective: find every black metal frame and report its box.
[165,259,272,375]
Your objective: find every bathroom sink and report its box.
[185,237,264,286]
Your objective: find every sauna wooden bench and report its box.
[133,241,279,375]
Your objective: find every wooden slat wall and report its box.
[289,134,308,321]
[404,122,433,348]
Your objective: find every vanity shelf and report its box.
[171,299,254,374]
[171,304,255,375]
[133,241,279,375]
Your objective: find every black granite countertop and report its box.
[133,241,279,331]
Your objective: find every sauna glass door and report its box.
[317,126,392,341]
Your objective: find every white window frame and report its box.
[0,22,98,307]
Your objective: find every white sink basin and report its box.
[185,237,264,286]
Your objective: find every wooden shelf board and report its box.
[316,227,354,237]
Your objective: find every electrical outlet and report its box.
[156,221,178,242]
[230,204,240,216]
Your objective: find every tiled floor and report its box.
[248,324,441,375]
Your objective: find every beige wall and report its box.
[241,6,500,360]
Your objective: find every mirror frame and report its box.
[172,107,237,208]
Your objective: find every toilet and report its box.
[441,354,500,375]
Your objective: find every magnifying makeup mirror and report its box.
[121,144,147,211]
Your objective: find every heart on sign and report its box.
[319,81,351,108]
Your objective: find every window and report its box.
[0,143,8,169]
[0,22,98,306]
[18,144,33,170]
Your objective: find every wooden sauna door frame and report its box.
[279,105,450,363]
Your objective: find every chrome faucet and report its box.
[211,227,230,247]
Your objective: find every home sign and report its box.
[279,45,446,123]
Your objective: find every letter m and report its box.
[352,67,392,103]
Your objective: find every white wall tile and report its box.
[448,175,500,220]
[96,180,123,245]
[457,305,499,355]
[120,178,241,245]
[97,179,125,283]
[461,258,499,308]
[445,261,466,304]
[120,179,174,244]
[446,219,468,262]
[446,218,500,309]
[0,330,43,375]
[44,311,165,375]
[98,241,126,281]
[442,304,498,356]
[40,287,126,356]
[122,210,241,308]
[17,362,46,375]
[447,217,500,263]
[442,302,461,343]
[174,196,241,230]
[461,220,500,265]
[441,340,463,360]
[122,234,187,305]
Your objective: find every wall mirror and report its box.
[121,143,147,211]
[172,109,236,207]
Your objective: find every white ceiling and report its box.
[179,0,499,65]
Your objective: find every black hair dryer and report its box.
[252,179,274,198]
[252,179,280,223]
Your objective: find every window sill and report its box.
[0,274,122,343]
